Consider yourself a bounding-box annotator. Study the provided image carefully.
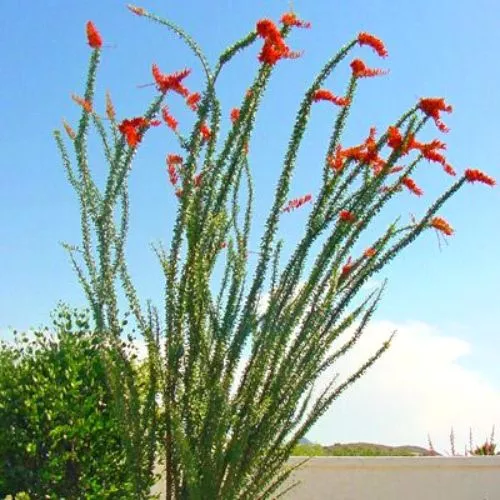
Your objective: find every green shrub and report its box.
[291,443,327,456]
[0,306,153,499]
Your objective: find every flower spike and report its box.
[162,106,178,131]
[418,97,452,133]
[402,177,423,196]
[118,117,149,147]
[282,194,312,213]
[430,216,454,236]
[186,92,201,111]
[256,18,300,65]
[200,123,211,141]
[464,169,496,186]
[339,210,356,222]
[280,12,311,28]
[152,64,191,96]
[313,89,351,106]
[364,248,377,258]
[230,108,240,124]
[357,32,388,57]
[351,59,388,78]
[86,21,103,49]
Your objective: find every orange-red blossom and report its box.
[152,64,191,96]
[256,19,301,65]
[230,108,241,124]
[401,177,423,196]
[119,117,160,147]
[357,32,388,58]
[418,97,452,133]
[339,210,356,222]
[313,89,350,106]
[162,106,178,131]
[283,194,312,213]
[166,154,183,186]
[280,12,311,28]
[341,257,354,277]
[186,92,201,111]
[387,126,456,176]
[364,248,377,258]
[430,217,454,236]
[86,21,102,49]
[464,169,496,186]
[350,59,388,78]
[200,123,212,141]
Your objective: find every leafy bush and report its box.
[0,305,156,499]
[291,443,327,456]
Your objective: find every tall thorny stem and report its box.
[55,9,495,499]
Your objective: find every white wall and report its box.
[152,456,500,499]
[284,456,500,500]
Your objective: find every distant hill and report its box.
[292,441,437,457]
[325,442,436,456]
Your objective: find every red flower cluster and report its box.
[328,128,384,173]
[256,19,300,65]
[194,172,203,187]
[418,98,453,133]
[401,177,423,196]
[167,153,183,165]
[86,21,102,49]
[280,12,311,28]
[430,216,454,236]
[119,117,159,147]
[152,64,191,96]
[283,193,312,213]
[357,32,388,58]
[350,59,388,78]
[200,123,212,141]
[313,89,351,106]
[364,247,377,258]
[186,92,201,111]
[386,126,416,155]
[417,139,455,176]
[230,108,240,124]
[387,126,455,176]
[166,154,183,186]
[162,106,178,131]
[341,257,354,277]
[328,144,365,172]
[389,166,404,174]
[119,117,147,147]
[339,210,356,222]
[464,169,496,186]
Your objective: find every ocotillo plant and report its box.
[55,7,495,499]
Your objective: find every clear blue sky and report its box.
[1,1,499,446]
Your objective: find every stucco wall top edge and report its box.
[289,456,500,469]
